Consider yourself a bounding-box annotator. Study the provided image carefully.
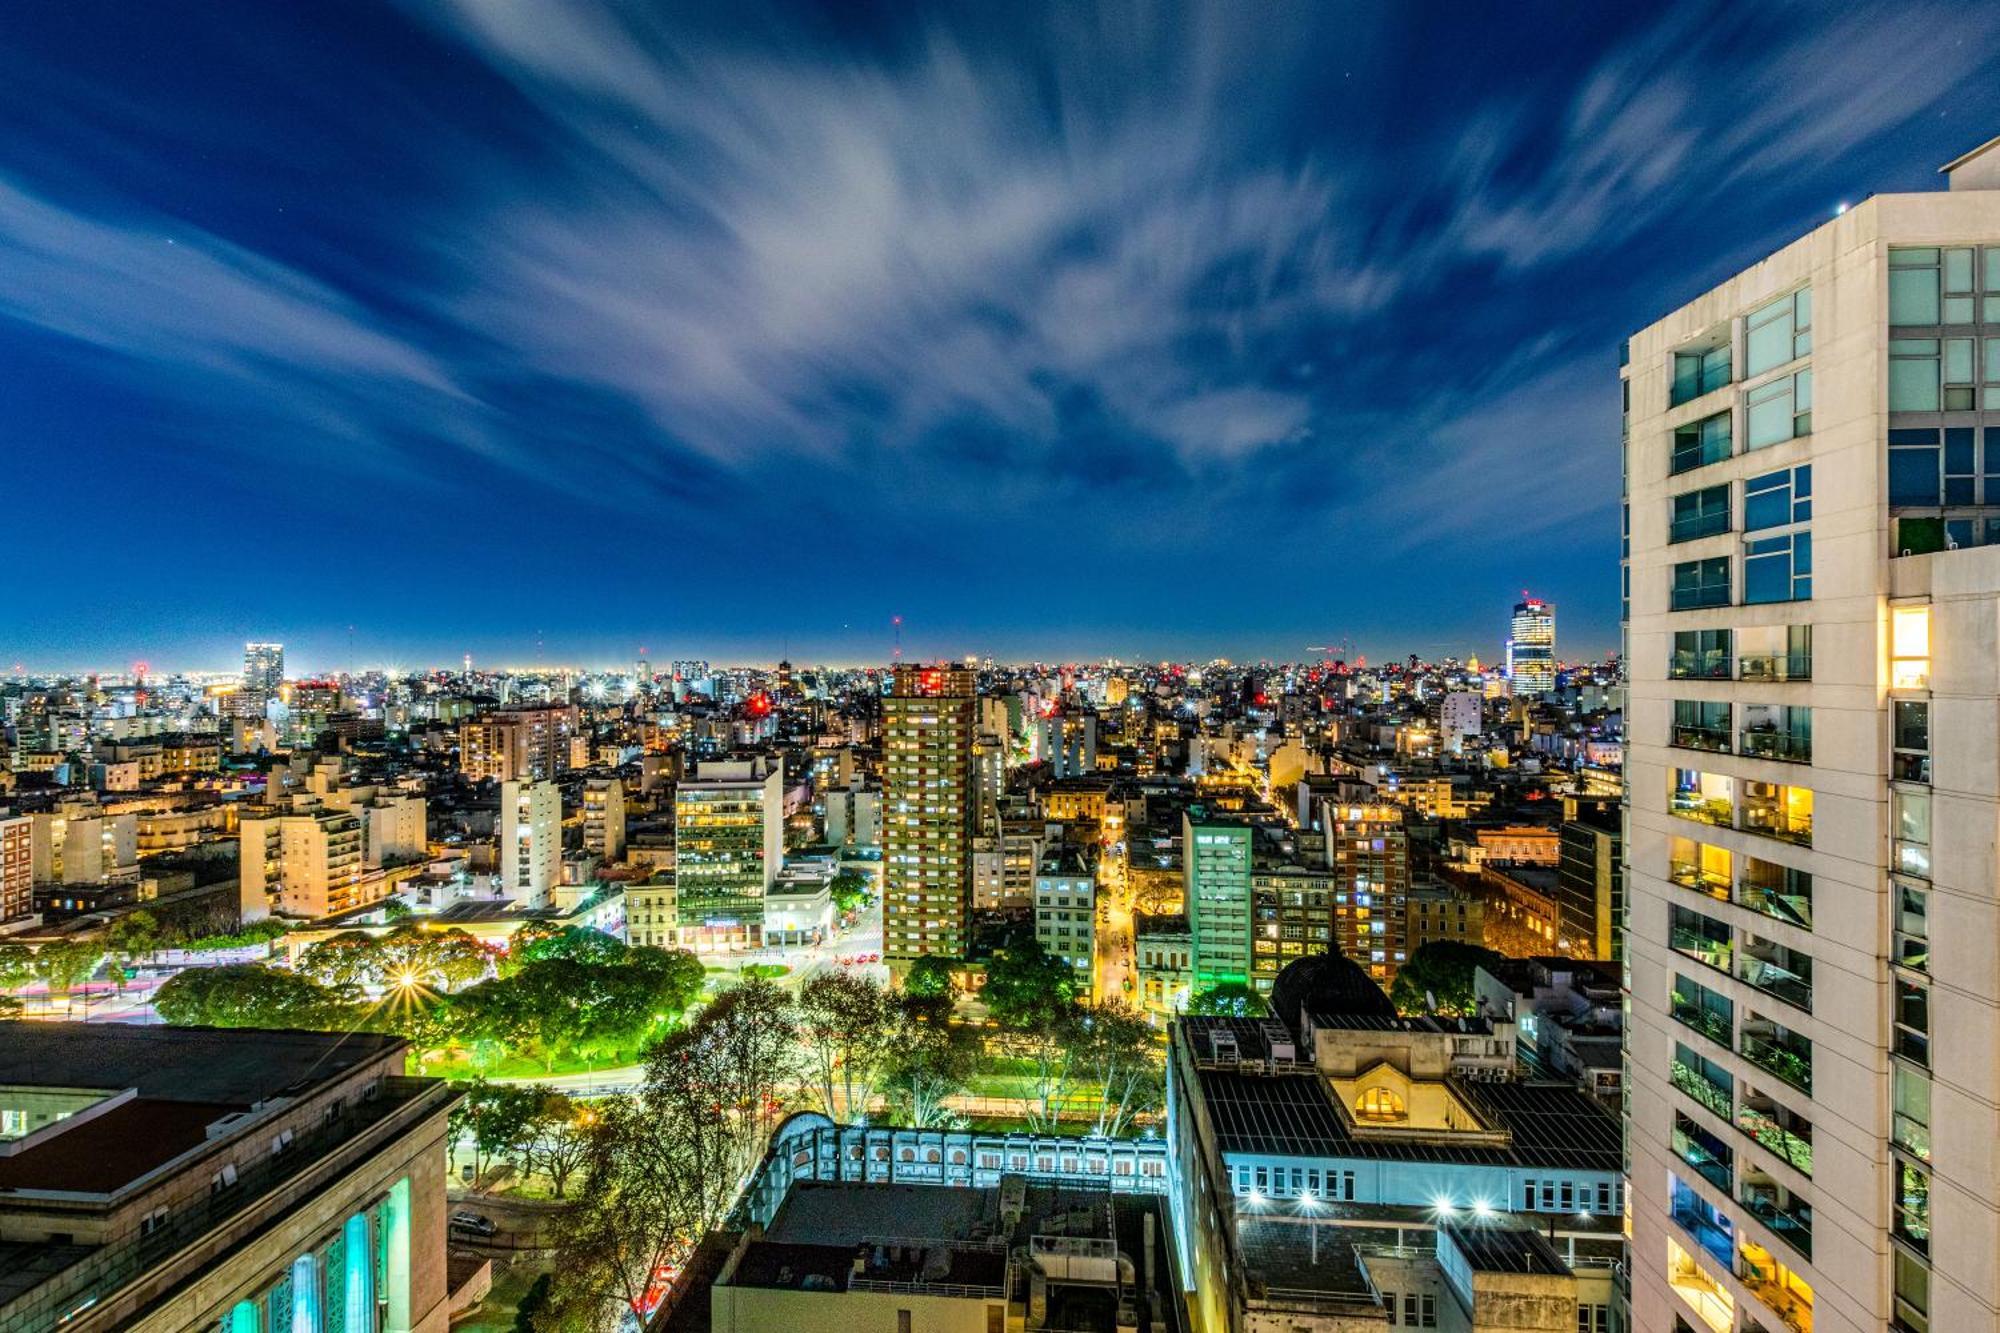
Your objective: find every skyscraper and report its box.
[1623,138,2000,1333]
[1505,598,1555,697]
[243,641,284,693]
[882,663,975,969]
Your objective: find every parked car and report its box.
[450,1211,497,1238]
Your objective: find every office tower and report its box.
[882,663,975,967]
[458,704,579,782]
[242,641,285,693]
[0,1024,456,1333]
[499,778,561,909]
[1506,598,1555,697]
[1623,140,2000,1333]
[0,813,28,922]
[1557,798,1623,961]
[1183,811,1252,989]
[238,807,364,919]
[583,775,626,861]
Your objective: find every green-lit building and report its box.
[1183,811,1252,989]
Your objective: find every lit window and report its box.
[1892,606,1931,690]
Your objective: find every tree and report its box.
[0,941,35,992]
[516,925,626,969]
[376,925,490,993]
[1075,1002,1163,1137]
[796,971,898,1121]
[31,936,107,1001]
[903,954,959,1000]
[884,996,975,1128]
[1188,981,1265,1017]
[154,963,352,1029]
[982,938,1078,1032]
[518,1092,596,1199]
[108,910,161,971]
[451,1080,538,1185]
[1390,941,1506,1017]
[511,1272,552,1333]
[298,931,385,990]
[828,869,870,916]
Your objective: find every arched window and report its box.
[1355,1087,1406,1122]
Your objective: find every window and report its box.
[1894,701,1931,782]
[1740,780,1812,847]
[1738,702,1810,764]
[1744,466,1810,531]
[1670,769,1733,829]
[1672,557,1730,610]
[1891,247,1941,325]
[1890,339,1942,411]
[1672,411,1732,474]
[1747,289,1811,376]
[1894,1247,1931,1333]
[1742,532,1810,604]
[1943,245,1977,324]
[1746,369,1811,449]
[1895,883,1930,974]
[1944,337,1976,410]
[1894,978,1930,1066]
[1894,790,1931,879]
[1895,1159,1931,1256]
[1672,700,1731,752]
[1673,343,1732,406]
[1892,606,1931,690]
[1671,628,1732,680]
[1893,1064,1932,1164]
[1671,485,1731,543]
[1669,904,1732,973]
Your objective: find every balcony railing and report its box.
[1673,586,1732,612]
[1672,992,1732,1046]
[1741,1186,1813,1261]
[1671,929,1733,975]
[1739,654,1811,683]
[1672,725,1733,754]
[1737,1254,1813,1333]
[1739,946,1813,1013]
[1740,731,1812,764]
[1674,1120,1734,1193]
[1671,793,1734,829]
[1741,1031,1813,1096]
[1741,802,1812,848]
[1670,859,1732,901]
[1738,870,1812,930]
[1737,1102,1813,1177]
[1671,513,1733,544]
[1673,1058,1733,1119]
[1670,656,1733,681]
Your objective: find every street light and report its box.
[1299,1190,1321,1265]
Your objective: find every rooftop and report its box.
[0,1022,405,1104]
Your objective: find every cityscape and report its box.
[1,6,1998,1333]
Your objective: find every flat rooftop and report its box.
[0,1022,405,1104]
[0,1098,244,1194]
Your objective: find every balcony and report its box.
[1671,511,1732,544]
[1738,1241,1814,1333]
[1673,981,1733,1046]
[1741,1025,1813,1097]
[1671,915,1733,975]
[1738,938,1813,1013]
[1741,1173,1813,1261]
[1674,1114,1735,1193]
[1672,1188,1736,1270]
[1740,783,1812,848]
[1673,585,1732,612]
[1740,730,1811,764]
[1673,1054,1734,1119]
[1738,654,1811,683]
[1670,858,1732,901]
[1737,1096,1813,1178]
[1671,789,1734,830]
[1738,862,1812,930]
[1670,654,1733,681]
[1671,724,1733,754]
[1667,1237,1735,1333]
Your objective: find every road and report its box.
[1094,847,1136,1004]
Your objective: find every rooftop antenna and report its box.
[892,615,903,663]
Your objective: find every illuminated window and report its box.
[1355,1087,1406,1122]
[1892,606,1932,690]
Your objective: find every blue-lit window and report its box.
[1745,466,1811,532]
[1672,411,1732,475]
[1672,558,1730,610]
[1745,533,1811,604]
[1747,289,1811,376]
[1747,369,1811,449]
[1670,485,1730,543]
[1890,428,1979,506]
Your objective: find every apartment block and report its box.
[882,664,975,967]
[1623,138,2000,1333]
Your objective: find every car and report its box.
[450,1211,498,1238]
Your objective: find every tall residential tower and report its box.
[1623,137,2000,1333]
[882,663,975,969]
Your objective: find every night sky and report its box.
[3,2,1996,673]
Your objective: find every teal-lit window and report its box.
[1747,289,1811,376]
[1891,338,1941,411]
[1942,337,1976,411]
[1987,337,2000,409]
[1744,533,1811,604]
[1891,247,1941,325]
[1672,557,1730,610]
[1671,411,1732,474]
[1672,344,1732,407]
[1744,466,1811,532]
[1670,485,1730,543]
[1746,369,1811,449]
[1943,246,1977,324]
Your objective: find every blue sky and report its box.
[2,2,1997,673]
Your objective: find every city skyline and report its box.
[4,3,1997,665]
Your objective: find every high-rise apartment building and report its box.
[1557,798,1623,962]
[1506,598,1556,697]
[1324,801,1411,984]
[458,705,579,783]
[242,641,284,694]
[0,813,29,922]
[239,808,363,919]
[498,778,561,909]
[1183,811,1252,989]
[583,775,626,861]
[673,759,783,934]
[1624,139,2000,1333]
[882,663,975,967]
